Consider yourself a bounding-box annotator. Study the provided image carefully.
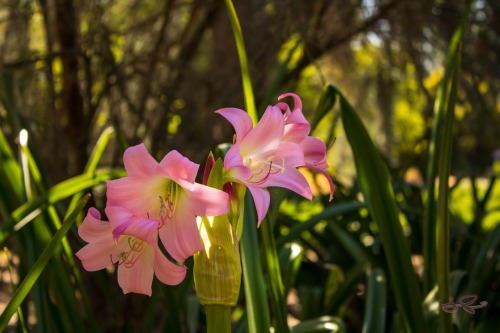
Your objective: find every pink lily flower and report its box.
[106,144,230,263]
[276,93,335,199]
[75,207,186,296]
[216,105,312,225]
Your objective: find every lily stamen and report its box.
[158,190,176,228]
[249,162,274,185]
[110,237,145,268]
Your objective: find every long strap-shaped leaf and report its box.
[362,268,387,333]
[0,129,23,210]
[276,201,365,248]
[223,1,273,331]
[223,0,257,124]
[337,87,427,332]
[241,193,271,332]
[0,194,90,331]
[261,214,290,333]
[436,50,461,333]
[422,0,474,296]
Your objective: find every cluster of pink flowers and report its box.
[76,93,334,295]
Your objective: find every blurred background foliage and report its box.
[1,0,499,181]
[1,0,499,332]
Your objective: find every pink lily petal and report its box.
[223,144,252,180]
[265,168,313,200]
[76,240,127,271]
[76,202,190,295]
[78,208,111,244]
[283,116,310,143]
[187,183,229,216]
[301,136,329,168]
[117,244,155,295]
[159,193,203,262]
[76,209,129,271]
[278,94,311,143]
[272,142,305,168]
[239,106,284,162]
[76,243,110,271]
[216,107,253,141]
[278,93,302,113]
[285,108,308,127]
[223,143,253,182]
[247,185,270,226]
[227,164,253,183]
[275,102,291,114]
[158,150,199,183]
[223,143,245,169]
[106,176,165,217]
[284,123,310,143]
[123,144,159,177]
[105,206,135,240]
[154,248,187,286]
[122,217,160,245]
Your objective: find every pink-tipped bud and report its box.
[202,152,216,185]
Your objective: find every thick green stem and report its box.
[206,305,231,333]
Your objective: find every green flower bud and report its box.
[194,158,242,306]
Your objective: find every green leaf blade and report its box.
[337,87,427,333]
[0,194,91,331]
[240,192,271,333]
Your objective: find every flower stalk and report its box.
[206,305,231,333]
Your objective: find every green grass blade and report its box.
[337,87,427,332]
[241,192,270,333]
[425,3,473,331]
[0,194,90,331]
[422,0,474,295]
[19,131,95,332]
[0,129,23,206]
[222,2,274,330]
[85,127,114,175]
[66,126,115,217]
[310,84,337,132]
[261,215,290,333]
[436,49,461,333]
[276,201,365,248]
[291,316,346,333]
[7,128,114,332]
[278,243,304,296]
[0,169,125,245]
[66,127,115,329]
[362,268,387,333]
[3,248,28,332]
[223,0,257,124]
